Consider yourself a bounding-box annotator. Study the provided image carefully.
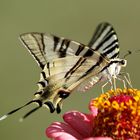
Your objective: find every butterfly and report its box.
[0,22,127,121]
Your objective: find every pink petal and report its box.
[89,99,98,116]
[46,122,83,140]
[84,137,113,140]
[54,133,78,140]
[63,111,94,138]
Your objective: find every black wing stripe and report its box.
[109,52,119,59]
[47,62,51,76]
[53,36,60,51]
[31,34,45,58]
[87,22,119,59]
[64,57,84,78]
[92,23,112,49]
[38,81,46,87]
[41,71,47,79]
[59,39,70,58]
[93,30,115,51]
[75,44,85,55]
[103,40,118,51]
[40,33,46,53]
[88,23,109,47]
[83,48,94,57]
[103,44,119,57]
[20,37,45,69]
[78,56,103,79]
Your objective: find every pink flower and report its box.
[46,88,140,140]
[46,111,112,140]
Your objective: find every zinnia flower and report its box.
[91,88,140,139]
[46,88,140,140]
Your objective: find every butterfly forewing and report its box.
[88,22,119,59]
[20,33,89,69]
[20,33,47,69]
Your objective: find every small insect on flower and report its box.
[0,22,129,121]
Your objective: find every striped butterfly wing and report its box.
[20,32,109,112]
[77,22,120,91]
[20,22,118,69]
[88,22,119,59]
[20,23,119,102]
[0,22,120,121]
[20,32,109,84]
[20,33,87,69]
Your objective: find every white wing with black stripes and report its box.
[20,33,88,69]
[88,22,119,59]
[0,22,123,121]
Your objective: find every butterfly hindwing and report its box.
[38,50,108,94]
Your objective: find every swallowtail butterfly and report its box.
[0,22,127,121]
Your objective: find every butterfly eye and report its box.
[120,59,127,67]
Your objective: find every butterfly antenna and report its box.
[0,100,38,121]
[123,49,140,59]
[123,50,132,58]
[19,100,42,122]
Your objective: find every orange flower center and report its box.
[91,88,140,140]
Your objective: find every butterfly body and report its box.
[0,22,127,121]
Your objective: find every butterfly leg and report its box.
[101,77,114,93]
[123,72,133,88]
[109,79,113,90]
[124,73,133,88]
[101,81,109,93]
[116,76,126,89]
[112,77,117,91]
[119,72,133,88]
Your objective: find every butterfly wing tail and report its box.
[0,100,42,121]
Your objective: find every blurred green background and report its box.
[0,0,140,139]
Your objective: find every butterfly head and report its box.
[108,58,127,78]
